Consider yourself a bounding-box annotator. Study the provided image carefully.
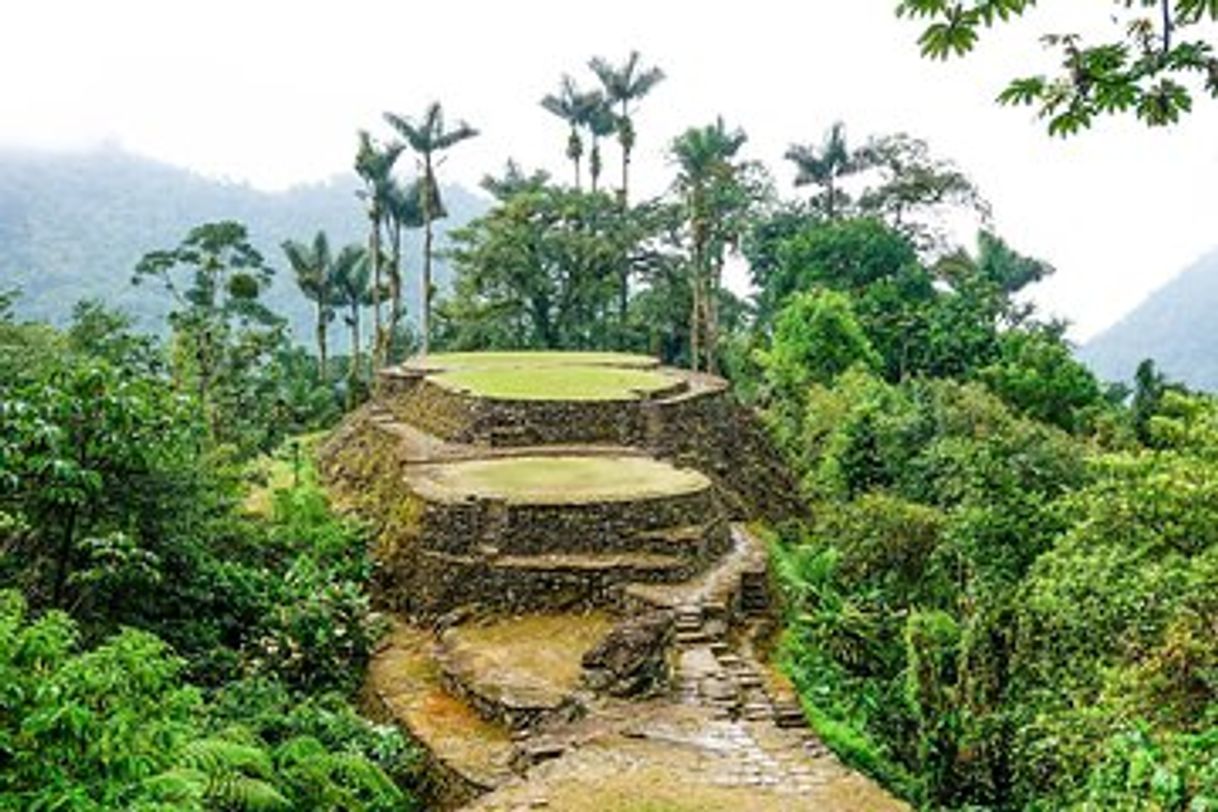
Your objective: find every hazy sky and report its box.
[3,1,1216,339]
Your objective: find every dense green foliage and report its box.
[738,178,1216,808]
[0,297,419,808]
[0,592,412,811]
[896,0,1218,135]
[5,44,1215,812]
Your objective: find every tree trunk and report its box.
[618,265,629,347]
[620,102,631,206]
[368,208,383,368]
[621,146,630,206]
[590,138,600,194]
[387,217,403,364]
[706,260,721,375]
[421,158,434,357]
[316,300,328,381]
[689,258,702,372]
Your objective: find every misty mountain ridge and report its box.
[0,145,487,347]
[1080,247,1218,391]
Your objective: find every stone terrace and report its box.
[321,352,906,810]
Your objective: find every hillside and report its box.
[0,146,486,346]
[1080,247,1218,390]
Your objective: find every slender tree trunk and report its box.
[368,208,383,367]
[388,217,403,363]
[197,324,218,440]
[706,259,721,375]
[316,300,328,381]
[421,157,434,357]
[689,251,702,372]
[618,265,629,347]
[590,139,600,194]
[620,102,631,205]
[621,146,630,205]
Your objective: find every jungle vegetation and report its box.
[2,46,1215,811]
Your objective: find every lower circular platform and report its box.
[410,455,710,505]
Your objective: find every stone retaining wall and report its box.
[644,390,808,522]
[391,549,704,616]
[410,488,729,558]
[380,373,689,447]
[376,369,805,521]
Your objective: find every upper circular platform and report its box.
[408,454,710,504]
[402,351,683,402]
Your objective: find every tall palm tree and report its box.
[382,176,427,361]
[384,102,479,357]
[784,121,856,219]
[541,76,588,189]
[589,51,665,204]
[671,117,748,374]
[354,131,403,368]
[330,245,371,407]
[281,231,335,380]
[585,93,618,195]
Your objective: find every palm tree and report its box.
[585,93,618,194]
[541,76,588,189]
[384,102,479,357]
[382,176,427,362]
[354,131,403,368]
[589,51,665,204]
[281,231,335,380]
[671,117,748,374]
[330,245,371,407]
[784,121,856,219]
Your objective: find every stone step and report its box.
[773,702,807,729]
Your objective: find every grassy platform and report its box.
[419,351,658,370]
[432,364,678,401]
[404,351,679,401]
[414,455,709,503]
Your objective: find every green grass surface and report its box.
[417,351,657,370]
[431,364,678,401]
[415,455,708,503]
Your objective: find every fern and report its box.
[208,773,291,811]
[177,738,275,780]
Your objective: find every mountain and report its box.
[0,146,487,346]
[1080,248,1218,390]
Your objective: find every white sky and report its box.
[2,1,1216,340]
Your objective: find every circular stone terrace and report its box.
[408,455,711,505]
[402,351,686,402]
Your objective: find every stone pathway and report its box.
[366,529,910,810]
